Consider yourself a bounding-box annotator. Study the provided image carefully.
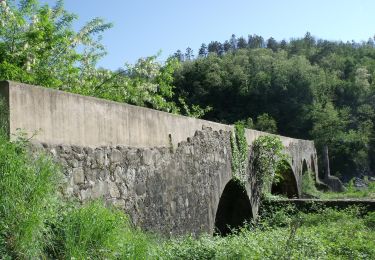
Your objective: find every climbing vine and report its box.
[231,122,249,185]
[252,135,288,196]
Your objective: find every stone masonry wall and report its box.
[33,127,233,236]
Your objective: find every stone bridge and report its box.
[0,81,318,236]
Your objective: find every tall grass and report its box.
[0,132,153,259]
[154,207,375,259]
[52,201,152,259]
[0,133,61,258]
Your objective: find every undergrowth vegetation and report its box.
[320,184,375,200]
[0,133,150,259]
[154,206,375,259]
[50,201,151,259]
[0,133,60,258]
[302,170,375,199]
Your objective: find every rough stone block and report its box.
[73,167,85,184]
[110,149,123,163]
[113,199,126,209]
[135,182,146,195]
[108,181,120,198]
[142,149,154,166]
[91,181,108,199]
[95,149,106,165]
[80,189,91,201]
[68,159,79,168]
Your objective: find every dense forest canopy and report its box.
[1,0,374,181]
[172,33,375,181]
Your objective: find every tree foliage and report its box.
[0,0,195,115]
[0,0,112,88]
[173,33,375,180]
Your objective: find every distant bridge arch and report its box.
[271,159,299,198]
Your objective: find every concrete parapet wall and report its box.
[1,81,231,148]
[0,81,313,151]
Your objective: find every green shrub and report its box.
[252,135,287,196]
[259,203,297,228]
[0,133,61,258]
[53,200,151,259]
[154,235,219,260]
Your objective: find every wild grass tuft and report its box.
[0,133,61,258]
[52,200,152,259]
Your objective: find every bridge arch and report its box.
[271,160,299,198]
[214,179,253,236]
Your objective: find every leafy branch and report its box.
[252,135,288,196]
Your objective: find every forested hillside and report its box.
[1,0,374,181]
[172,33,375,181]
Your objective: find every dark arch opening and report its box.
[271,160,299,198]
[302,159,308,175]
[214,180,253,236]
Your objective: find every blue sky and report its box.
[40,0,375,70]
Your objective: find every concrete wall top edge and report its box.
[4,80,228,128]
[3,80,314,148]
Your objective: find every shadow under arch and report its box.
[302,159,308,175]
[271,160,299,198]
[302,158,318,183]
[214,179,253,236]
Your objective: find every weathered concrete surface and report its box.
[0,81,231,148]
[0,81,315,152]
[1,81,320,235]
